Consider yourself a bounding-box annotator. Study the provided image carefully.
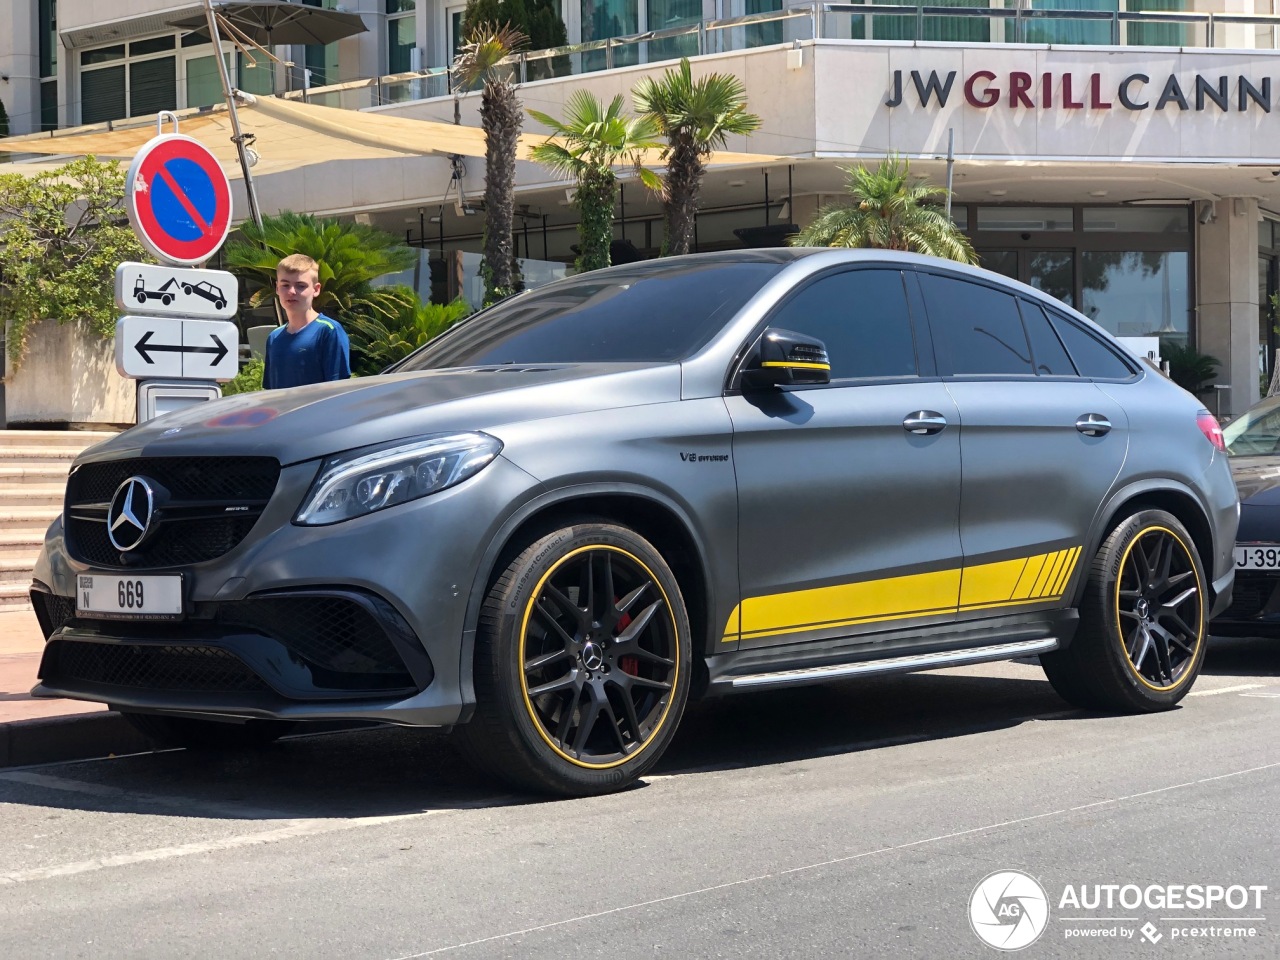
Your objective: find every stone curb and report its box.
[0,712,154,768]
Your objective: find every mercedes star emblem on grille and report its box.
[107,476,157,552]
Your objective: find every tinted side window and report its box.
[766,269,917,379]
[1046,311,1136,379]
[1019,300,1078,376]
[919,273,1033,376]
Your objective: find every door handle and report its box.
[903,411,948,435]
[1076,413,1112,437]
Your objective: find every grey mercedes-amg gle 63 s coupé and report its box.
[31,249,1238,796]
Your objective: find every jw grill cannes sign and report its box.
[885,69,1274,112]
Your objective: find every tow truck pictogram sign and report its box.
[114,263,238,320]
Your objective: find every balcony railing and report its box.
[17,2,1280,138]
[280,3,1280,113]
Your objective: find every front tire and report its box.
[457,521,692,797]
[1042,509,1207,712]
[120,712,296,749]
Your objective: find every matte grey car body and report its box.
[30,249,1239,795]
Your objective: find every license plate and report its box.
[76,573,183,620]
[1234,544,1280,571]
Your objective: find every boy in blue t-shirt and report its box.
[262,253,351,389]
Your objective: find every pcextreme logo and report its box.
[969,870,1270,950]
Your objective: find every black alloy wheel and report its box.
[1041,508,1207,712]
[521,545,679,767]
[1114,526,1203,690]
[458,521,692,796]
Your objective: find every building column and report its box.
[1196,196,1260,418]
[0,1,39,136]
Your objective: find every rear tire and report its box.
[456,521,692,797]
[1042,509,1207,712]
[120,712,296,749]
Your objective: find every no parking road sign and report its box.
[126,134,233,266]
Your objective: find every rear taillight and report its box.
[1197,411,1225,451]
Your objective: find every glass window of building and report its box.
[977,206,1073,232]
[388,0,416,74]
[39,0,58,130]
[582,0,639,44]
[78,32,259,124]
[448,5,467,59]
[302,0,341,87]
[1081,251,1189,341]
[648,0,701,60]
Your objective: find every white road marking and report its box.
[0,813,445,886]
[384,760,1280,959]
[1188,683,1266,696]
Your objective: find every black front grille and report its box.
[213,596,412,682]
[71,516,261,568]
[67,457,279,504]
[1221,577,1278,620]
[52,640,270,692]
[31,591,76,638]
[65,456,280,569]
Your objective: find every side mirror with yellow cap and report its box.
[740,327,832,390]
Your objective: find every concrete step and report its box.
[0,533,44,561]
[0,507,61,534]
[0,465,71,482]
[0,484,66,505]
[0,582,32,609]
[0,447,82,463]
[0,559,36,587]
[0,431,117,449]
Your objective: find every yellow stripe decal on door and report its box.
[722,547,1082,643]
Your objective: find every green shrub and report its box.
[345,299,472,374]
[1161,338,1220,394]
[222,358,264,395]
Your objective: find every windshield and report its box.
[1224,400,1280,456]
[395,260,782,371]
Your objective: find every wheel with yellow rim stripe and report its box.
[1040,509,1207,712]
[456,521,691,796]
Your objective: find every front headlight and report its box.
[294,432,503,526]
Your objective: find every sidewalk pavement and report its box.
[0,607,151,767]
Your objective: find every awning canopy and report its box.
[0,96,784,178]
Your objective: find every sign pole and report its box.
[202,0,264,232]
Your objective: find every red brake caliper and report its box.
[616,610,639,675]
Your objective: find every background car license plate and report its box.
[76,573,183,619]
[1234,545,1280,570]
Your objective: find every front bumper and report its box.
[30,455,541,726]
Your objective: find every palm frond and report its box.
[452,22,528,89]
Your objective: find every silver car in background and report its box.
[30,250,1238,796]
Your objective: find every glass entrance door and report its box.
[976,249,1075,307]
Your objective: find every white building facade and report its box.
[5,1,1280,412]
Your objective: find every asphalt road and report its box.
[0,636,1277,960]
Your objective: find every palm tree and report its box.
[453,22,528,304]
[633,58,762,256]
[793,156,977,264]
[528,91,662,272]
[225,212,419,374]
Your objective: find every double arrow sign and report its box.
[115,316,240,382]
[134,329,229,367]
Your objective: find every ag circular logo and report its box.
[969,870,1050,951]
[107,476,158,552]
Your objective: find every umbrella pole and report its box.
[203,0,265,232]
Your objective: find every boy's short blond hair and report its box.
[277,253,320,279]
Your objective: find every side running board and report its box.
[724,638,1059,690]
